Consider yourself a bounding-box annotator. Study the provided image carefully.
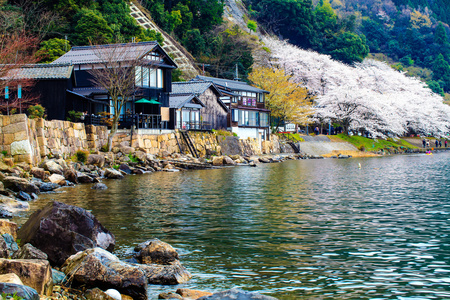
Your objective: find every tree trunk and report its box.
[108,114,120,152]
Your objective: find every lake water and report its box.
[15,152,450,299]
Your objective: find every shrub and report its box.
[27,104,46,119]
[67,110,83,122]
[75,150,89,163]
[100,144,109,152]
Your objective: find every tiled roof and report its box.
[169,94,204,109]
[5,64,73,80]
[171,81,217,95]
[193,75,268,93]
[72,87,107,96]
[51,41,173,65]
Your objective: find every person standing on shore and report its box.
[422,139,426,148]
[435,139,439,148]
[445,140,448,148]
[439,140,442,148]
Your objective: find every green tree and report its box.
[36,38,70,63]
[182,29,205,56]
[328,32,369,64]
[427,80,445,96]
[434,22,448,45]
[99,0,141,41]
[256,0,314,48]
[247,20,257,32]
[432,54,450,91]
[73,9,113,45]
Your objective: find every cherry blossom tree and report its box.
[262,36,450,138]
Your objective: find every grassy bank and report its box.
[332,134,419,153]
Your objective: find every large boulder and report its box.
[198,288,278,300]
[61,248,148,300]
[0,282,39,300]
[134,239,179,265]
[17,201,115,267]
[2,176,39,194]
[0,258,53,296]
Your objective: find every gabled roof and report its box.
[3,64,73,80]
[193,75,268,94]
[169,94,205,109]
[51,41,177,68]
[171,81,223,96]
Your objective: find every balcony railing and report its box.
[84,113,165,129]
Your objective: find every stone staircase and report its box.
[129,1,199,79]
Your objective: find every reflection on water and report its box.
[15,152,450,299]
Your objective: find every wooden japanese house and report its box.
[192,75,270,140]
[170,81,228,130]
[51,41,177,129]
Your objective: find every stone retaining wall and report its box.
[0,114,283,165]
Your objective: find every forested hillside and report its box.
[244,0,450,97]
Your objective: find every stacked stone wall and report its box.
[0,114,283,165]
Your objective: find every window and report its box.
[241,91,257,106]
[258,93,264,103]
[232,109,239,122]
[260,113,269,127]
[142,67,149,87]
[150,69,157,87]
[135,66,142,86]
[157,69,163,88]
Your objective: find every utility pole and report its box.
[234,63,240,81]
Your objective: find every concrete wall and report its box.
[0,114,283,165]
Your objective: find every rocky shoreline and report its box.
[0,142,327,300]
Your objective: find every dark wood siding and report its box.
[33,79,70,120]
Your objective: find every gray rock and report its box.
[30,167,46,180]
[2,177,40,194]
[17,201,115,267]
[87,154,105,168]
[2,234,18,255]
[92,183,108,190]
[64,168,78,184]
[104,168,124,179]
[12,243,48,260]
[258,157,271,163]
[77,172,94,183]
[0,282,39,300]
[119,164,132,174]
[223,156,236,166]
[16,191,32,201]
[51,269,66,285]
[61,247,147,300]
[41,160,63,175]
[134,238,179,265]
[198,288,278,300]
[138,261,192,285]
[38,182,59,192]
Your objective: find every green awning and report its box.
[135,98,160,104]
